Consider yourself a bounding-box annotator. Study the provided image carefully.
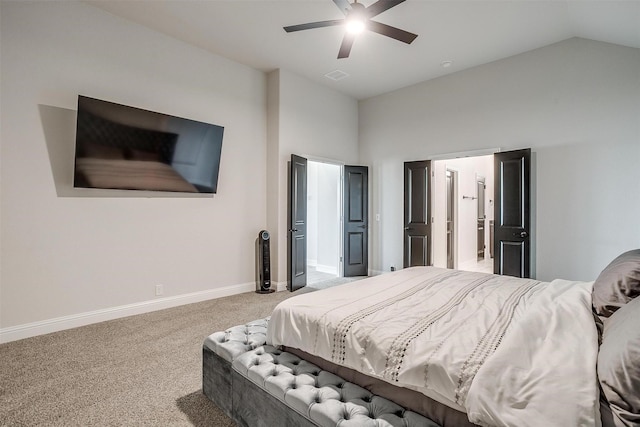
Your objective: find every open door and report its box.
[493,149,531,278]
[288,154,307,291]
[477,177,486,261]
[446,169,455,269]
[343,166,368,277]
[404,160,432,268]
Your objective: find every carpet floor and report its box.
[0,280,360,427]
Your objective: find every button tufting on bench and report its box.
[203,318,269,363]
[205,318,440,427]
[232,343,439,426]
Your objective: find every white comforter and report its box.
[267,267,601,427]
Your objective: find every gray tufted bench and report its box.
[203,318,441,427]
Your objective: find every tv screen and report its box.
[74,96,224,194]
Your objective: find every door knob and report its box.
[515,231,528,238]
[404,227,411,231]
[289,228,298,233]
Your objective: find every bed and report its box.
[204,250,640,427]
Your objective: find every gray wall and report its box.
[360,38,640,281]
[0,2,268,336]
[267,69,359,287]
[0,3,359,340]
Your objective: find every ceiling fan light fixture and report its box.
[283,0,418,59]
[346,18,366,34]
[345,1,367,34]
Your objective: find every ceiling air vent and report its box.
[324,70,350,81]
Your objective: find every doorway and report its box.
[433,155,494,274]
[288,155,369,291]
[403,149,531,278]
[306,161,342,285]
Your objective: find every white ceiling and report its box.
[86,0,640,100]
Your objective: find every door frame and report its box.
[288,155,370,286]
[414,147,532,276]
[306,158,345,279]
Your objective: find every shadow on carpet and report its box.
[176,389,235,427]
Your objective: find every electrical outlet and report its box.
[155,284,163,296]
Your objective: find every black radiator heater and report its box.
[256,230,274,294]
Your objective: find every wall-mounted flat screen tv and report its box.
[74,96,224,194]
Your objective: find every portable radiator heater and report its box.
[256,230,274,293]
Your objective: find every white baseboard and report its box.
[0,282,256,344]
[276,281,288,292]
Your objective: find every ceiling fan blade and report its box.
[332,0,352,15]
[337,33,356,59]
[366,0,406,18]
[284,19,344,33]
[367,20,418,44]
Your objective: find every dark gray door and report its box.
[288,154,307,291]
[343,166,368,277]
[404,160,432,268]
[446,169,455,269]
[493,149,531,278]
[477,177,486,261]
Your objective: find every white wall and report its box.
[360,38,640,282]
[0,2,267,335]
[307,163,320,267]
[315,162,341,274]
[306,161,340,275]
[267,69,359,286]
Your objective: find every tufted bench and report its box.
[205,318,270,363]
[203,318,440,427]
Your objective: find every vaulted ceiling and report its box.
[86,1,640,100]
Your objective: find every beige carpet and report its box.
[0,287,324,426]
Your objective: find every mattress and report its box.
[268,266,601,427]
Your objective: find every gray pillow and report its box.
[592,249,640,317]
[598,295,640,427]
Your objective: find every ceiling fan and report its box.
[283,0,418,59]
